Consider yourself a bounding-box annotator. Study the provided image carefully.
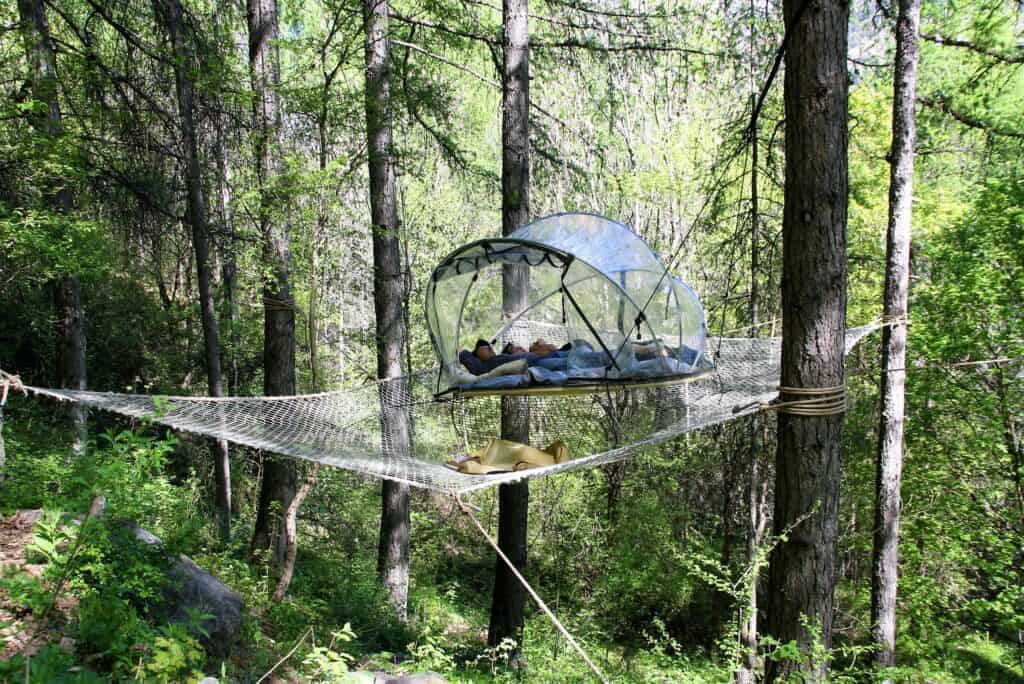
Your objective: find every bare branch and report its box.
[921,32,1024,64]
[918,94,1024,140]
[393,38,498,88]
[533,37,730,57]
[388,11,496,45]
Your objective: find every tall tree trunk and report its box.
[248,0,297,564]
[18,0,88,456]
[309,107,328,392]
[488,0,530,665]
[764,0,849,679]
[212,1,239,399]
[712,447,738,642]
[156,0,232,541]
[221,251,239,397]
[736,91,764,684]
[871,0,920,676]
[363,0,412,619]
[53,278,87,454]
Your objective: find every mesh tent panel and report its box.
[425,214,707,394]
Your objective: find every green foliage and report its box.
[406,627,458,673]
[0,563,52,616]
[0,0,1022,680]
[0,424,216,679]
[144,622,208,682]
[71,592,207,682]
[0,644,106,683]
[302,623,358,681]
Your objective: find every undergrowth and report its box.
[0,400,1021,682]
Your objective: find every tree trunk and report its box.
[712,446,738,642]
[309,107,328,393]
[737,92,764,684]
[248,0,297,563]
[273,462,320,601]
[488,0,530,665]
[53,278,88,455]
[764,0,849,680]
[737,423,768,684]
[363,0,412,620]
[156,0,232,541]
[17,0,88,456]
[871,0,920,677]
[212,3,239,399]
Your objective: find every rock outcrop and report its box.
[120,521,243,656]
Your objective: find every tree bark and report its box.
[18,0,88,456]
[764,0,849,680]
[713,446,738,641]
[248,0,297,563]
[488,0,530,665]
[737,91,766,684]
[309,94,329,393]
[363,0,412,620]
[156,0,232,541]
[871,0,920,676]
[53,278,88,455]
[211,3,239,399]
[273,462,320,601]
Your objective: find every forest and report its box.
[0,0,1022,680]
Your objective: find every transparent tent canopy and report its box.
[424,213,710,394]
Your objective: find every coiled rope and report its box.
[760,385,846,416]
[262,295,296,311]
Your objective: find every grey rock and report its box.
[122,521,163,546]
[385,673,448,684]
[164,553,243,656]
[343,673,387,683]
[119,521,243,657]
[86,495,106,520]
[197,678,220,684]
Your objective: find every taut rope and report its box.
[454,494,609,683]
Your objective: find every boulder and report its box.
[385,674,448,684]
[121,521,243,656]
[344,673,389,684]
[346,672,448,684]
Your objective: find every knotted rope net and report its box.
[5,325,878,495]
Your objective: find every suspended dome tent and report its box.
[425,213,712,395]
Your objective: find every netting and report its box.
[8,325,878,495]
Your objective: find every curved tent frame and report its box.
[425,213,710,396]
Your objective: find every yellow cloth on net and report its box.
[451,438,569,475]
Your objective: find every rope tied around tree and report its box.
[262,295,296,311]
[1,369,26,408]
[879,313,911,327]
[0,369,26,484]
[760,385,847,416]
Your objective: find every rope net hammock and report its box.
[5,325,878,495]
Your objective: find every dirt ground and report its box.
[0,509,73,660]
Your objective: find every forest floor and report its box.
[1,409,1023,682]
[0,510,75,660]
